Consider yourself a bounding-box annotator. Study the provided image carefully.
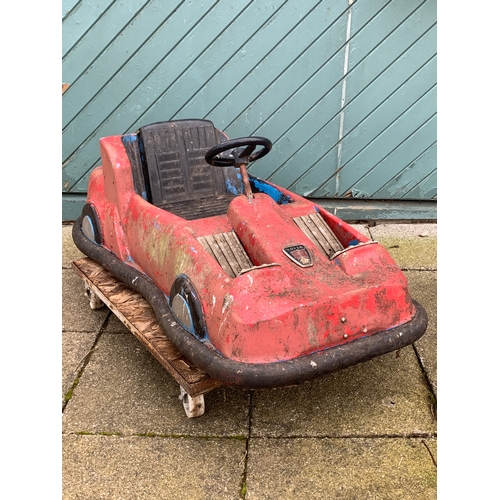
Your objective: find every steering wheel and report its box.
[205,137,272,167]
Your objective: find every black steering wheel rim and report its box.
[205,136,272,166]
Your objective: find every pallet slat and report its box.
[72,257,221,397]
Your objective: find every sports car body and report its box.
[72,119,427,389]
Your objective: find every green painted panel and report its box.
[375,142,437,199]
[404,167,437,200]
[62,0,80,20]
[144,0,304,124]
[341,32,437,142]
[63,0,248,188]
[62,0,437,221]
[249,32,343,187]
[328,52,437,194]
[283,120,340,196]
[205,1,342,129]
[345,3,436,98]
[315,198,436,222]
[62,194,87,222]
[170,1,313,123]
[64,1,349,192]
[62,0,220,155]
[62,0,185,129]
[348,1,430,68]
[313,0,436,199]
[245,26,348,185]
[331,85,437,197]
[349,0,392,30]
[349,112,437,197]
[221,7,347,139]
[62,0,146,75]
[62,0,114,56]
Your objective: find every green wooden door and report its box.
[63,0,436,220]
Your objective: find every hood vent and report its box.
[293,213,344,258]
[198,231,253,278]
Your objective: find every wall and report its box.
[62,0,436,221]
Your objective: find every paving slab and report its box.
[251,346,436,438]
[62,222,438,499]
[62,331,97,403]
[62,269,109,332]
[405,270,437,397]
[370,223,437,239]
[350,223,372,239]
[62,224,84,269]
[62,434,247,500]
[104,312,132,334]
[63,332,251,437]
[245,437,437,499]
[369,223,437,270]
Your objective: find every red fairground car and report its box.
[73,119,427,390]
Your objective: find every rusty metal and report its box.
[238,161,254,201]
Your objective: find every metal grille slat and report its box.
[222,232,253,271]
[293,213,344,257]
[197,236,217,262]
[197,231,253,278]
[204,236,233,277]
[294,216,330,255]
[309,213,343,253]
[213,233,241,278]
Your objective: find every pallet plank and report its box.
[72,257,221,397]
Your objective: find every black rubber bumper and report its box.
[73,217,428,389]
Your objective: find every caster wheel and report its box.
[179,386,205,418]
[85,286,104,310]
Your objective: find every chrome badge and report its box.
[283,245,313,268]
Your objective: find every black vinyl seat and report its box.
[123,119,244,220]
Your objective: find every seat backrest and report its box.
[138,119,235,207]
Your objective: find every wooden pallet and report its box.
[72,258,222,401]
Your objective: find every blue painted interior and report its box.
[225,172,244,196]
[249,176,292,205]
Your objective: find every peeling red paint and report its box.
[84,132,416,365]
